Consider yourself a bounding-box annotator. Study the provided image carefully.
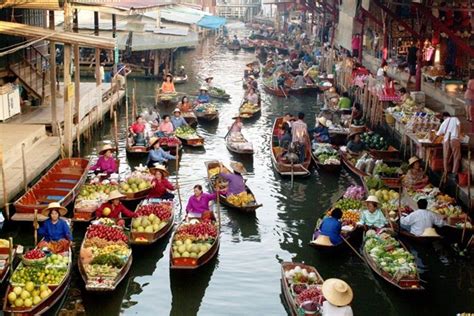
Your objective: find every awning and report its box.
[159,7,203,24]
[129,31,198,50]
[197,15,226,29]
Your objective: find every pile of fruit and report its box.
[157,136,181,147]
[96,218,117,227]
[86,224,128,243]
[227,192,255,207]
[175,126,199,140]
[240,102,259,114]
[23,249,46,264]
[7,284,52,309]
[131,213,169,234]
[313,143,340,165]
[76,183,119,210]
[36,240,70,254]
[368,189,400,204]
[326,208,360,225]
[284,265,321,285]
[364,230,418,279]
[171,220,218,260]
[334,198,363,211]
[159,92,177,101]
[360,132,388,150]
[119,174,152,195]
[411,188,463,218]
[195,103,217,114]
[209,87,229,97]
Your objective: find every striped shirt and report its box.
[400,209,445,236]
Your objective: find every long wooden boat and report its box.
[126,136,149,158]
[170,220,220,270]
[239,98,261,119]
[362,232,424,291]
[289,83,320,95]
[271,117,311,177]
[241,43,256,51]
[174,74,188,84]
[0,243,17,287]
[176,127,205,148]
[3,248,72,315]
[390,220,443,244]
[130,199,175,245]
[182,111,198,128]
[225,131,254,155]
[311,146,341,173]
[13,158,90,221]
[280,262,324,316]
[262,81,290,98]
[204,160,262,213]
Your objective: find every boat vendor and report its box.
[337,92,352,114]
[292,112,309,163]
[245,88,259,105]
[142,107,160,129]
[170,108,188,130]
[179,96,193,113]
[156,115,174,136]
[279,113,293,148]
[346,132,365,155]
[129,115,146,146]
[310,116,330,143]
[244,66,252,80]
[185,184,217,219]
[314,208,343,246]
[90,144,118,175]
[196,86,210,104]
[177,65,186,77]
[402,156,430,190]
[351,103,363,122]
[276,72,287,90]
[204,76,214,89]
[230,114,243,133]
[321,278,354,316]
[96,190,137,220]
[436,112,461,176]
[146,137,176,168]
[400,199,446,237]
[37,202,72,242]
[217,162,246,196]
[232,35,240,46]
[160,74,175,93]
[148,164,177,200]
[357,195,387,229]
[247,75,258,91]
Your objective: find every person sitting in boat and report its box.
[156,115,174,136]
[196,86,210,104]
[217,162,246,196]
[402,156,430,191]
[400,199,446,237]
[148,164,177,200]
[171,108,188,130]
[146,137,176,168]
[96,190,137,220]
[279,113,293,148]
[37,202,72,242]
[141,107,160,129]
[204,77,214,90]
[315,208,343,246]
[276,73,286,90]
[346,132,365,155]
[185,184,217,219]
[310,117,330,143]
[177,65,186,77]
[338,92,352,114]
[232,35,240,46]
[293,74,306,89]
[229,115,243,134]
[321,279,354,316]
[351,103,363,122]
[129,115,146,146]
[160,74,175,94]
[245,88,259,105]
[247,75,258,91]
[358,195,387,229]
[291,112,309,163]
[297,60,307,72]
[179,96,192,113]
[243,67,251,80]
[241,37,249,46]
[90,144,118,175]
[304,64,319,83]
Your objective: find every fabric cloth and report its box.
[197,94,210,103]
[436,117,461,142]
[146,148,175,166]
[161,82,175,93]
[347,141,365,154]
[400,208,445,236]
[158,121,174,134]
[38,219,72,242]
[219,172,246,195]
[171,116,187,130]
[186,192,217,216]
[291,119,308,143]
[130,122,145,134]
[96,202,136,218]
[148,178,175,199]
[90,156,117,174]
[321,301,353,316]
[338,97,352,110]
[443,138,461,173]
[319,217,342,245]
[358,209,387,228]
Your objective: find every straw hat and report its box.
[99,144,116,155]
[41,202,67,217]
[232,114,241,119]
[199,86,208,91]
[107,190,126,201]
[317,116,327,127]
[166,73,173,78]
[148,137,161,149]
[230,161,247,174]
[322,278,353,306]
[312,235,333,246]
[366,195,380,204]
[249,75,255,80]
[421,227,440,237]
[150,163,169,177]
[173,108,181,113]
[408,156,421,167]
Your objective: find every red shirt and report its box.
[96,202,136,218]
[130,122,145,134]
[148,178,175,198]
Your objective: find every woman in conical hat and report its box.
[90,144,118,175]
[38,202,72,242]
[96,190,137,219]
[321,278,354,315]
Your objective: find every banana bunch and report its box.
[227,192,255,207]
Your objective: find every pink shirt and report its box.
[186,192,217,215]
[159,121,174,134]
[90,156,117,174]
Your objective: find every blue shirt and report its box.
[171,116,187,130]
[319,217,342,245]
[38,219,72,242]
[310,126,330,143]
[146,148,175,165]
[197,94,210,103]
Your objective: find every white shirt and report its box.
[400,208,445,236]
[322,301,353,316]
[376,67,384,77]
[436,116,460,142]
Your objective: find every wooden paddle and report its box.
[216,188,221,232]
[175,148,183,213]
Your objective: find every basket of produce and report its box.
[119,172,153,199]
[22,249,47,266]
[131,202,173,242]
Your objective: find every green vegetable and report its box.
[90,254,124,268]
[364,176,386,190]
[374,164,400,177]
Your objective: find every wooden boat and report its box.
[204,160,262,213]
[262,81,290,97]
[280,262,324,316]
[0,243,17,287]
[271,117,311,177]
[238,98,261,119]
[176,134,204,148]
[78,233,132,291]
[13,158,90,221]
[174,74,188,84]
[227,42,241,51]
[289,83,320,95]
[182,111,198,128]
[3,248,72,315]
[130,199,175,245]
[155,91,179,107]
[390,221,443,244]
[311,145,341,173]
[369,146,400,162]
[241,42,256,51]
[208,87,230,100]
[362,233,424,291]
[225,131,254,155]
[126,135,149,158]
[170,220,220,270]
[156,137,182,155]
[194,103,219,122]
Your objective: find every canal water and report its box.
[3,22,473,315]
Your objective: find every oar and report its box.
[33,209,38,246]
[279,86,288,98]
[290,160,294,188]
[224,120,237,140]
[340,235,365,262]
[175,147,183,214]
[216,188,221,232]
[461,149,471,244]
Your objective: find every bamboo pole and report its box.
[0,145,10,220]
[21,143,27,192]
[125,87,129,129]
[175,148,182,213]
[33,209,38,246]
[216,188,221,231]
[461,149,471,244]
[113,111,119,159]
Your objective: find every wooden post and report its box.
[113,111,119,159]
[8,237,13,273]
[49,10,58,136]
[74,44,81,156]
[0,145,9,220]
[94,11,101,87]
[112,14,117,75]
[415,40,423,91]
[21,143,27,192]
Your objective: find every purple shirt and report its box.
[186,192,217,215]
[90,156,117,174]
[219,173,246,195]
